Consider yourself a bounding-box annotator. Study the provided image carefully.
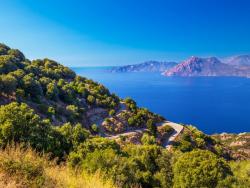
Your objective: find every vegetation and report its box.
[0,43,120,127]
[212,132,250,160]
[173,149,232,188]
[124,97,164,135]
[0,43,249,188]
[69,139,173,187]
[228,160,250,187]
[0,145,115,188]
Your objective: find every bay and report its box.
[73,67,250,134]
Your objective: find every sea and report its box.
[72,67,250,134]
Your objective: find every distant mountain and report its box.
[222,55,250,67]
[110,61,177,73]
[163,56,250,77]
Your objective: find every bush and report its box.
[47,106,55,117]
[91,124,99,133]
[146,119,157,136]
[66,105,79,120]
[0,145,52,187]
[57,123,90,150]
[173,149,232,188]
[0,74,17,94]
[141,133,157,145]
[0,145,115,188]
[109,109,115,116]
[46,82,59,100]
[87,95,96,104]
[0,102,70,158]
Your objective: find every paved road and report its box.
[161,121,184,149]
[106,121,184,149]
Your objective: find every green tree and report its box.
[91,124,99,133]
[141,133,156,145]
[22,74,43,98]
[0,102,69,158]
[146,119,157,136]
[173,149,232,188]
[0,74,17,94]
[46,82,59,100]
[109,109,115,116]
[7,49,25,61]
[66,105,79,120]
[87,95,95,104]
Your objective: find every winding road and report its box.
[161,121,184,149]
[107,121,184,149]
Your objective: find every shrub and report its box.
[87,95,96,104]
[46,82,59,100]
[91,124,99,133]
[47,106,56,117]
[0,74,17,94]
[109,109,115,116]
[0,102,70,158]
[0,145,115,188]
[0,145,52,187]
[146,119,157,136]
[173,149,232,188]
[141,133,157,145]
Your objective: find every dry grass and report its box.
[46,166,115,188]
[0,145,116,188]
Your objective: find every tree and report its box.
[57,123,89,149]
[0,102,38,145]
[0,55,19,74]
[91,124,99,133]
[146,119,157,136]
[0,102,70,158]
[46,82,59,100]
[7,49,25,62]
[22,74,43,98]
[0,74,17,94]
[87,95,95,104]
[66,105,79,120]
[109,109,115,116]
[0,43,10,55]
[141,133,156,145]
[173,149,232,188]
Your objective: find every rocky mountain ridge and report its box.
[164,56,250,77]
[111,61,177,73]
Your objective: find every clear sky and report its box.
[0,0,249,66]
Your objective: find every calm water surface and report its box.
[73,67,250,134]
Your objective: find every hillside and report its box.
[164,56,250,77]
[222,55,250,67]
[0,43,163,136]
[110,61,177,73]
[212,132,250,160]
[0,43,249,188]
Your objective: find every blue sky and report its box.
[0,0,250,66]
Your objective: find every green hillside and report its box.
[0,43,249,188]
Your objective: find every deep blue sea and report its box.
[72,67,250,134]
